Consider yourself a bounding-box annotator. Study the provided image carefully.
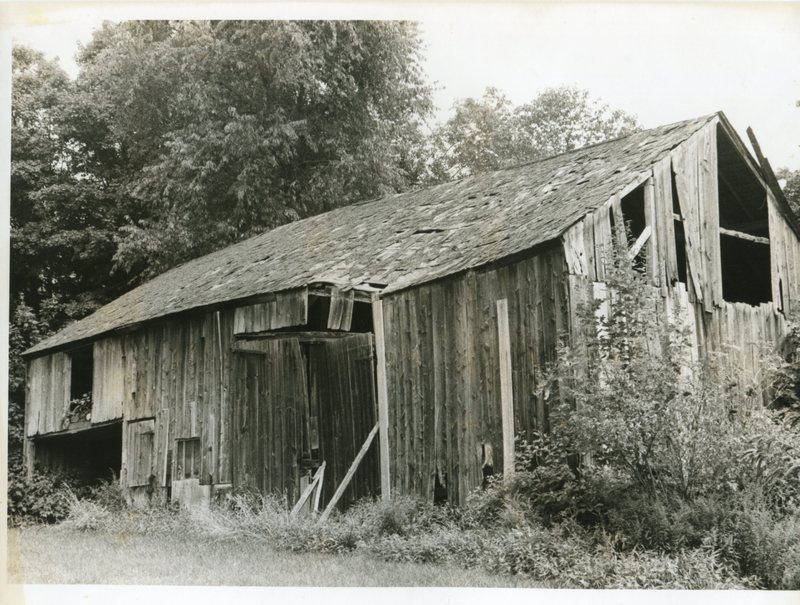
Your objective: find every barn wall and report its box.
[24,285,380,511]
[114,309,237,490]
[769,190,800,315]
[381,243,570,504]
[562,117,797,392]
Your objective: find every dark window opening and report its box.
[175,437,201,480]
[674,220,688,284]
[349,301,373,333]
[306,295,331,330]
[33,422,121,485]
[70,346,93,401]
[621,185,648,272]
[433,471,448,505]
[68,346,93,423]
[720,236,772,305]
[283,294,373,333]
[716,124,771,304]
[621,185,647,243]
[717,124,768,236]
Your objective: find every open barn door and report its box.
[308,333,379,509]
[230,333,379,511]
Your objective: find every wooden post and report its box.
[291,462,326,518]
[320,423,379,522]
[371,294,391,501]
[496,299,515,480]
[162,408,171,486]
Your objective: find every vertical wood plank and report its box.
[496,299,515,480]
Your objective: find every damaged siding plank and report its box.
[671,141,707,308]
[654,157,678,295]
[26,352,71,436]
[562,220,587,275]
[233,288,308,335]
[328,287,355,331]
[643,176,659,286]
[699,124,723,307]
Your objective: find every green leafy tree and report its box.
[514,86,640,159]
[9,46,134,465]
[75,20,433,277]
[776,167,800,218]
[428,85,640,180]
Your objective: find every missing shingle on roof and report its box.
[414,227,445,234]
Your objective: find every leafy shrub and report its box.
[708,500,800,589]
[7,464,86,526]
[59,487,112,531]
[86,477,129,512]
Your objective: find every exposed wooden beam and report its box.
[496,299,515,481]
[291,462,325,518]
[628,225,652,260]
[308,285,373,303]
[319,423,379,522]
[728,219,768,233]
[716,114,768,190]
[719,227,769,245]
[371,294,391,501]
[746,126,800,237]
[235,331,351,343]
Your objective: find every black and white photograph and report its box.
[2,2,800,602]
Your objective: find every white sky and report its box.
[2,2,799,169]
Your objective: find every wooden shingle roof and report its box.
[26,113,717,355]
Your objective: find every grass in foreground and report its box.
[7,525,543,587]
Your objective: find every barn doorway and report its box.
[230,333,379,510]
[32,421,122,485]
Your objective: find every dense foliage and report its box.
[777,167,800,217]
[77,21,434,277]
[427,86,640,180]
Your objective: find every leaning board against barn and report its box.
[22,111,800,508]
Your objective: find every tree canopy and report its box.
[69,21,433,277]
[427,86,640,180]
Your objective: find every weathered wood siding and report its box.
[232,288,308,335]
[25,352,71,436]
[127,418,156,486]
[92,338,126,423]
[381,244,570,504]
[562,117,797,391]
[118,311,235,488]
[230,338,307,502]
[769,190,800,314]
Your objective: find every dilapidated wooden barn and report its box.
[22,111,800,509]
